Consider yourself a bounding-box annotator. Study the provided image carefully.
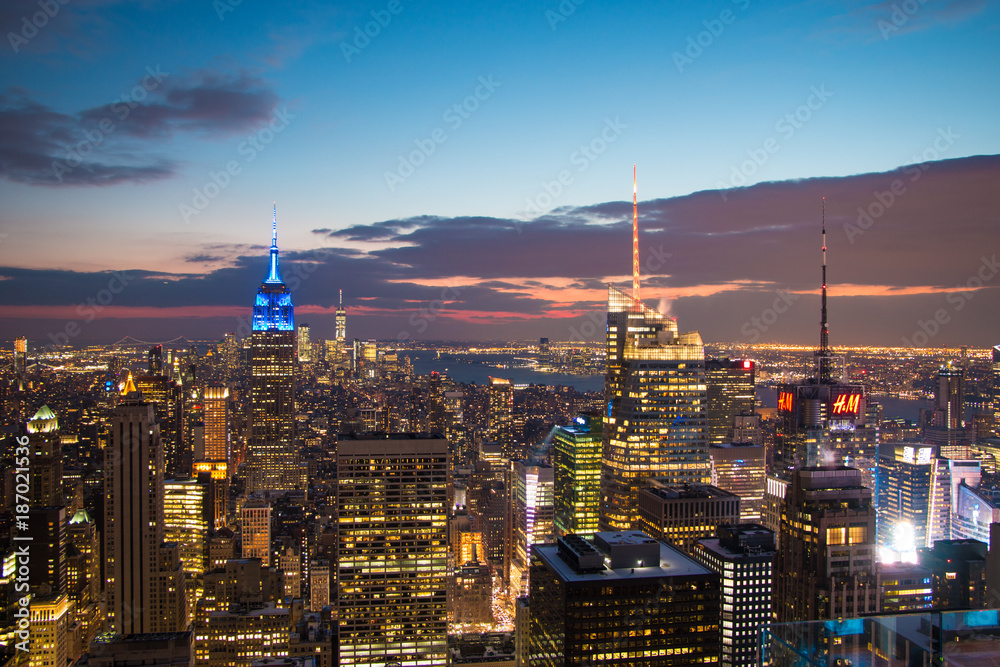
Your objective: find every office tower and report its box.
[164,477,212,615]
[706,358,755,445]
[104,387,186,634]
[877,443,951,554]
[13,336,26,376]
[488,377,515,455]
[552,414,602,537]
[636,480,740,555]
[67,508,101,609]
[336,434,448,666]
[509,461,554,599]
[296,323,311,362]
[952,482,1000,544]
[201,386,229,478]
[133,372,185,478]
[538,337,551,369]
[918,539,988,610]
[248,206,297,492]
[771,208,875,475]
[27,405,62,506]
[601,287,708,531]
[732,413,763,445]
[529,530,721,666]
[148,344,163,375]
[241,500,271,566]
[710,442,766,522]
[694,524,776,667]
[876,562,933,612]
[933,364,964,430]
[335,289,346,342]
[992,345,1000,439]
[27,506,67,596]
[28,595,70,667]
[775,466,878,622]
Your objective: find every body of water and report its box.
[408,352,604,392]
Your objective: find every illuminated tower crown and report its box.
[252,204,294,331]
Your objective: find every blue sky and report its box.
[1,0,998,343]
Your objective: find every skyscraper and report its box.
[241,500,272,567]
[552,414,602,537]
[876,443,950,553]
[335,289,347,343]
[992,345,1000,438]
[104,383,186,634]
[601,169,709,532]
[13,336,26,376]
[705,358,755,445]
[336,434,449,666]
[296,323,311,363]
[509,460,554,599]
[774,466,878,621]
[248,206,296,492]
[201,385,229,477]
[710,442,766,522]
[488,376,515,456]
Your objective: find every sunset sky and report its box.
[1,0,998,346]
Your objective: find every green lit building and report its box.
[553,414,602,538]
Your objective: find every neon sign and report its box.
[830,392,861,416]
[778,391,794,412]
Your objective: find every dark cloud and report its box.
[0,71,280,186]
[2,154,998,345]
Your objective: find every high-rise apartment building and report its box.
[248,208,297,492]
[775,466,878,622]
[706,358,755,445]
[601,285,708,531]
[336,434,449,666]
[552,414,602,537]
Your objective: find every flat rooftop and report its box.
[536,536,712,584]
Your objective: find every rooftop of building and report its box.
[338,432,447,440]
[536,531,713,583]
[643,481,738,500]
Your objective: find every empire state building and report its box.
[248,205,297,492]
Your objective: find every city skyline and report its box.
[1,1,999,345]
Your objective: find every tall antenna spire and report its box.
[632,164,640,304]
[818,197,832,382]
[339,288,343,307]
[265,202,282,284]
[272,202,278,248]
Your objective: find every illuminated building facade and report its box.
[992,345,1000,438]
[529,531,720,666]
[601,285,708,532]
[775,466,878,622]
[133,372,185,478]
[241,500,271,566]
[876,562,933,612]
[248,207,297,492]
[509,460,554,599]
[636,480,740,555]
[335,289,346,342]
[876,443,950,554]
[488,377,515,456]
[28,594,69,667]
[336,435,449,666]
[951,482,1000,545]
[296,323,311,362]
[553,415,602,537]
[196,606,290,665]
[694,525,775,667]
[710,442,766,522]
[13,336,26,376]
[201,386,229,477]
[164,478,212,616]
[706,358,755,445]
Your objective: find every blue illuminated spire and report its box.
[252,203,294,331]
[265,202,282,284]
